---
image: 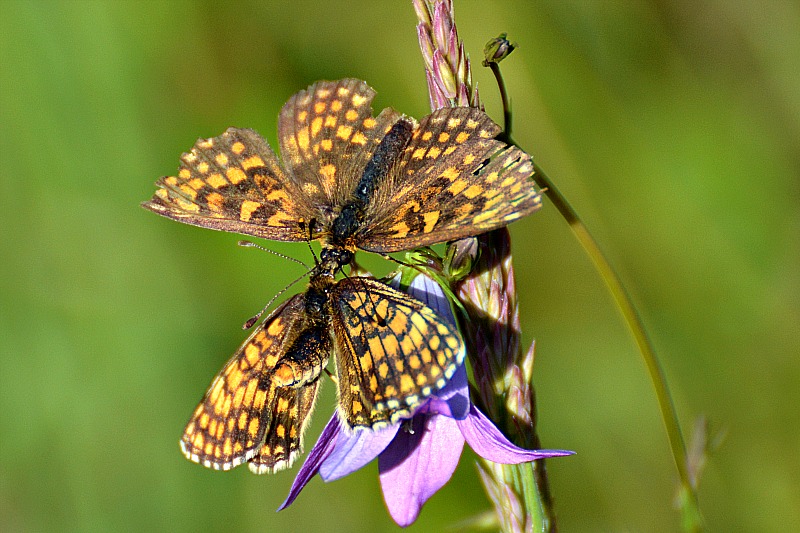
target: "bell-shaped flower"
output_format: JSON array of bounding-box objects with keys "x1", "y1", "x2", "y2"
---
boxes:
[{"x1": 279, "y1": 274, "x2": 573, "y2": 526}]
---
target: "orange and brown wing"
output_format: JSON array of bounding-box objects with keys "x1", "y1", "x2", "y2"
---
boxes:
[
  {"x1": 359, "y1": 106, "x2": 542, "y2": 251},
  {"x1": 277, "y1": 79, "x2": 404, "y2": 210},
  {"x1": 247, "y1": 380, "x2": 320, "y2": 474},
  {"x1": 328, "y1": 278, "x2": 464, "y2": 430},
  {"x1": 143, "y1": 128, "x2": 314, "y2": 241},
  {"x1": 179, "y1": 295, "x2": 308, "y2": 471}
]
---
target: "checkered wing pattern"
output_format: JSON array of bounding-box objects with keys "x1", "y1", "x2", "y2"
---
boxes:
[
  {"x1": 359, "y1": 106, "x2": 541, "y2": 251},
  {"x1": 180, "y1": 295, "x2": 311, "y2": 471},
  {"x1": 328, "y1": 278, "x2": 465, "y2": 429},
  {"x1": 277, "y1": 79, "x2": 404, "y2": 210},
  {"x1": 144, "y1": 80, "x2": 540, "y2": 253},
  {"x1": 247, "y1": 380, "x2": 319, "y2": 474},
  {"x1": 142, "y1": 128, "x2": 314, "y2": 241}
]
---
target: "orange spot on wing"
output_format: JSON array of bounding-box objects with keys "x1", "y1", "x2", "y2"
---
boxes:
[
  {"x1": 226, "y1": 168, "x2": 247, "y2": 185},
  {"x1": 336, "y1": 125, "x2": 353, "y2": 140},
  {"x1": 240, "y1": 200, "x2": 261, "y2": 222}
]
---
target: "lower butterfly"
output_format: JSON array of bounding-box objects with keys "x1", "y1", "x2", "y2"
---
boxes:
[{"x1": 180, "y1": 270, "x2": 464, "y2": 473}]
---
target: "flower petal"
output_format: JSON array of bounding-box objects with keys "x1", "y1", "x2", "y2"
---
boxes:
[
  {"x1": 398, "y1": 273, "x2": 471, "y2": 420},
  {"x1": 406, "y1": 273, "x2": 456, "y2": 326},
  {"x1": 278, "y1": 413, "x2": 341, "y2": 510},
  {"x1": 320, "y1": 422, "x2": 400, "y2": 481},
  {"x1": 457, "y1": 405, "x2": 574, "y2": 464},
  {"x1": 378, "y1": 414, "x2": 465, "y2": 527},
  {"x1": 426, "y1": 363, "x2": 470, "y2": 420}
]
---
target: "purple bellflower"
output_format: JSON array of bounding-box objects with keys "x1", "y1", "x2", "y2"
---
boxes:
[{"x1": 279, "y1": 274, "x2": 573, "y2": 527}]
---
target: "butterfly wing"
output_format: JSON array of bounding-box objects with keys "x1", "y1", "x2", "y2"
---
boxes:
[
  {"x1": 328, "y1": 278, "x2": 464, "y2": 429},
  {"x1": 179, "y1": 294, "x2": 309, "y2": 470},
  {"x1": 358, "y1": 106, "x2": 542, "y2": 251},
  {"x1": 247, "y1": 379, "x2": 320, "y2": 474},
  {"x1": 277, "y1": 79, "x2": 405, "y2": 211},
  {"x1": 143, "y1": 127, "x2": 314, "y2": 241}
]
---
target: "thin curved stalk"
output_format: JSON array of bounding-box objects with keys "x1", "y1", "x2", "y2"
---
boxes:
[{"x1": 490, "y1": 57, "x2": 702, "y2": 532}]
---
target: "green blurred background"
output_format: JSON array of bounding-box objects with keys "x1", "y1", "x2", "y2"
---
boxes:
[{"x1": 2, "y1": 1, "x2": 798, "y2": 531}]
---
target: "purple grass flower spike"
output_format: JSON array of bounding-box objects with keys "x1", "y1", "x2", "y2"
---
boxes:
[{"x1": 279, "y1": 274, "x2": 573, "y2": 527}]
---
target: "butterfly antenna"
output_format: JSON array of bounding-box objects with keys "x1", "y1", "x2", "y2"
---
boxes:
[
  {"x1": 241, "y1": 269, "x2": 313, "y2": 329},
  {"x1": 379, "y1": 252, "x2": 413, "y2": 269},
  {"x1": 238, "y1": 240, "x2": 311, "y2": 271},
  {"x1": 298, "y1": 219, "x2": 320, "y2": 267},
  {"x1": 306, "y1": 240, "x2": 318, "y2": 267},
  {"x1": 380, "y1": 251, "x2": 447, "y2": 284}
]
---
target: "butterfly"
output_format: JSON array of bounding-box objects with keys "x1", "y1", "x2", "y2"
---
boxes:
[
  {"x1": 179, "y1": 269, "x2": 464, "y2": 473},
  {"x1": 146, "y1": 78, "x2": 537, "y2": 472},
  {"x1": 142, "y1": 78, "x2": 541, "y2": 271}
]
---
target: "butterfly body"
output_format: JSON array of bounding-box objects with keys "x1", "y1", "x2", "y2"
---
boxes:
[{"x1": 270, "y1": 277, "x2": 333, "y2": 389}]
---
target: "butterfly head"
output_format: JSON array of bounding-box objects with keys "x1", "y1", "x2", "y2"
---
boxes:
[{"x1": 319, "y1": 245, "x2": 354, "y2": 273}]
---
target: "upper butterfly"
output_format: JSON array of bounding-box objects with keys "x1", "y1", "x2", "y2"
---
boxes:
[{"x1": 141, "y1": 78, "x2": 541, "y2": 266}]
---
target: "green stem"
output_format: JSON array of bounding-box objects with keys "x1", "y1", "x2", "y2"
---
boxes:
[
  {"x1": 538, "y1": 164, "x2": 691, "y2": 479},
  {"x1": 535, "y1": 166, "x2": 701, "y2": 529},
  {"x1": 492, "y1": 61, "x2": 702, "y2": 531},
  {"x1": 488, "y1": 62, "x2": 512, "y2": 144}
]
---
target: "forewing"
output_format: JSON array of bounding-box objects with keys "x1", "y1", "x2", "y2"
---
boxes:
[
  {"x1": 328, "y1": 278, "x2": 464, "y2": 429},
  {"x1": 359, "y1": 106, "x2": 542, "y2": 251},
  {"x1": 278, "y1": 79, "x2": 404, "y2": 210},
  {"x1": 143, "y1": 128, "x2": 313, "y2": 241},
  {"x1": 247, "y1": 379, "x2": 320, "y2": 474},
  {"x1": 179, "y1": 294, "x2": 306, "y2": 471}
]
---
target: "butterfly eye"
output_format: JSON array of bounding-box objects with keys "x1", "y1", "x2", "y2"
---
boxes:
[{"x1": 320, "y1": 246, "x2": 353, "y2": 271}]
